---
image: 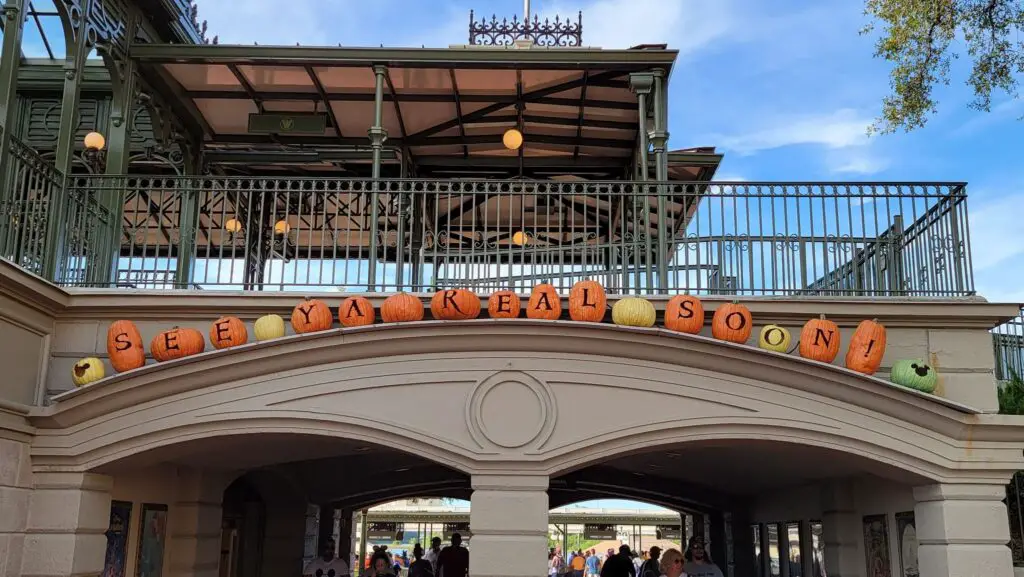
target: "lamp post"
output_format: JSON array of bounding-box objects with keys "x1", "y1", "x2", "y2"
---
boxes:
[{"x1": 83, "y1": 131, "x2": 106, "y2": 172}]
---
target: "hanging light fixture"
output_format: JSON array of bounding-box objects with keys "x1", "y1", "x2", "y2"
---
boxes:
[
  {"x1": 224, "y1": 218, "x2": 243, "y2": 233},
  {"x1": 83, "y1": 131, "x2": 106, "y2": 151},
  {"x1": 503, "y1": 128, "x2": 523, "y2": 150},
  {"x1": 512, "y1": 231, "x2": 529, "y2": 246},
  {"x1": 274, "y1": 220, "x2": 291, "y2": 235}
]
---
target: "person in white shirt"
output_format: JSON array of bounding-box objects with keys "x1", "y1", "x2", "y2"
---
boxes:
[
  {"x1": 304, "y1": 540, "x2": 351, "y2": 577},
  {"x1": 423, "y1": 537, "x2": 442, "y2": 575}
]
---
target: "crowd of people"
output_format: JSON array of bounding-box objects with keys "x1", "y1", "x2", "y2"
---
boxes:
[
  {"x1": 304, "y1": 533, "x2": 723, "y2": 577},
  {"x1": 548, "y1": 537, "x2": 724, "y2": 577}
]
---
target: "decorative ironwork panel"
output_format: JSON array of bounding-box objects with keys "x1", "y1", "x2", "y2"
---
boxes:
[
  {"x1": 0, "y1": 131, "x2": 66, "y2": 275},
  {"x1": 469, "y1": 11, "x2": 583, "y2": 47}
]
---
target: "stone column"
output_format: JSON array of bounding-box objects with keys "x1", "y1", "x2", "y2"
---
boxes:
[
  {"x1": 469, "y1": 475, "x2": 548, "y2": 577},
  {"x1": 167, "y1": 468, "x2": 231, "y2": 577},
  {"x1": 20, "y1": 472, "x2": 113, "y2": 577},
  {"x1": 0, "y1": 434, "x2": 32, "y2": 577},
  {"x1": 914, "y1": 483, "x2": 1014, "y2": 577},
  {"x1": 819, "y1": 481, "x2": 861, "y2": 577}
]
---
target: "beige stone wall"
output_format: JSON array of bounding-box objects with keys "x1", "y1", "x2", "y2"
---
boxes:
[
  {"x1": 0, "y1": 277, "x2": 59, "y2": 406},
  {"x1": 0, "y1": 404, "x2": 33, "y2": 577},
  {"x1": 107, "y1": 465, "x2": 182, "y2": 577}
]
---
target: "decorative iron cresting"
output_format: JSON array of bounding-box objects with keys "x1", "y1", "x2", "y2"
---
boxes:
[
  {"x1": 468, "y1": 10, "x2": 582, "y2": 47},
  {"x1": 184, "y1": 0, "x2": 218, "y2": 44}
]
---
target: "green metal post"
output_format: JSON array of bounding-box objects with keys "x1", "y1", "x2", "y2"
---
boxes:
[
  {"x1": 651, "y1": 70, "x2": 670, "y2": 291},
  {"x1": 0, "y1": 0, "x2": 30, "y2": 257},
  {"x1": 629, "y1": 73, "x2": 653, "y2": 292},
  {"x1": 366, "y1": 65, "x2": 388, "y2": 291},
  {"x1": 174, "y1": 145, "x2": 202, "y2": 288},
  {"x1": 43, "y1": 0, "x2": 92, "y2": 281}
]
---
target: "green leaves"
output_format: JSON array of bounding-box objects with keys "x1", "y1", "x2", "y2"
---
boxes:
[
  {"x1": 863, "y1": 0, "x2": 1024, "y2": 133},
  {"x1": 998, "y1": 369, "x2": 1024, "y2": 414}
]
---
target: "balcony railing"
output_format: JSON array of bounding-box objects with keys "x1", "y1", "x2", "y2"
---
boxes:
[
  {"x1": 0, "y1": 131, "x2": 65, "y2": 276},
  {"x1": 41, "y1": 176, "x2": 973, "y2": 296},
  {"x1": 995, "y1": 307, "x2": 1024, "y2": 381}
]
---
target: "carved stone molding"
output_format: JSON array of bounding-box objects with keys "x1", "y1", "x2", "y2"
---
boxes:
[{"x1": 466, "y1": 370, "x2": 556, "y2": 451}]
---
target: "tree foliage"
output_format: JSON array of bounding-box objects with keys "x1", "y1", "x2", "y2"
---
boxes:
[
  {"x1": 863, "y1": 0, "x2": 1024, "y2": 133},
  {"x1": 998, "y1": 370, "x2": 1024, "y2": 414}
]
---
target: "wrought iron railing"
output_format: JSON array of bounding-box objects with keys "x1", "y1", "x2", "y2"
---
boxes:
[
  {"x1": 0, "y1": 130, "x2": 65, "y2": 276},
  {"x1": 995, "y1": 308, "x2": 1024, "y2": 382},
  {"x1": 49, "y1": 177, "x2": 973, "y2": 296}
]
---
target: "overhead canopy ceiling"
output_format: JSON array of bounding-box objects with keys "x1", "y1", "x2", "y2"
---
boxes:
[{"x1": 130, "y1": 43, "x2": 721, "y2": 179}]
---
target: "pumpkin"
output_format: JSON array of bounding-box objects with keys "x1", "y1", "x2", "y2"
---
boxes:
[
  {"x1": 291, "y1": 297, "x2": 333, "y2": 334},
  {"x1": 526, "y1": 284, "x2": 561, "y2": 320},
  {"x1": 150, "y1": 327, "x2": 206, "y2": 362},
  {"x1": 664, "y1": 295, "x2": 704, "y2": 334},
  {"x1": 845, "y1": 318, "x2": 887, "y2": 375},
  {"x1": 799, "y1": 314, "x2": 840, "y2": 363},
  {"x1": 71, "y1": 357, "x2": 105, "y2": 387},
  {"x1": 339, "y1": 296, "x2": 375, "y2": 327},
  {"x1": 106, "y1": 319, "x2": 145, "y2": 373},
  {"x1": 254, "y1": 314, "x2": 286, "y2": 341},
  {"x1": 568, "y1": 280, "x2": 606, "y2": 322},
  {"x1": 758, "y1": 325, "x2": 792, "y2": 353},
  {"x1": 381, "y1": 292, "x2": 424, "y2": 322},
  {"x1": 890, "y1": 359, "x2": 938, "y2": 393},
  {"x1": 611, "y1": 297, "x2": 656, "y2": 328},
  {"x1": 488, "y1": 291, "x2": 521, "y2": 319},
  {"x1": 711, "y1": 301, "x2": 752, "y2": 344},
  {"x1": 209, "y1": 316, "x2": 248, "y2": 350},
  {"x1": 430, "y1": 289, "x2": 481, "y2": 320}
]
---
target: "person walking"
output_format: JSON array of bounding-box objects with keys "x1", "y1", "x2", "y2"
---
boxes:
[
  {"x1": 682, "y1": 537, "x2": 722, "y2": 577},
  {"x1": 638, "y1": 547, "x2": 661, "y2": 577},
  {"x1": 409, "y1": 544, "x2": 434, "y2": 577},
  {"x1": 435, "y1": 533, "x2": 469, "y2": 577},
  {"x1": 600, "y1": 545, "x2": 636, "y2": 577},
  {"x1": 586, "y1": 549, "x2": 600, "y2": 577},
  {"x1": 657, "y1": 549, "x2": 687, "y2": 577}
]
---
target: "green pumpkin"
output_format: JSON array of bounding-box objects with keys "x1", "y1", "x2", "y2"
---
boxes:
[{"x1": 890, "y1": 359, "x2": 938, "y2": 393}]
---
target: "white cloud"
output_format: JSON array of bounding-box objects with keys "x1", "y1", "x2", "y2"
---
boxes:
[
  {"x1": 710, "y1": 108, "x2": 873, "y2": 155},
  {"x1": 826, "y1": 149, "x2": 889, "y2": 176},
  {"x1": 968, "y1": 192, "x2": 1024, "y2": 272}
]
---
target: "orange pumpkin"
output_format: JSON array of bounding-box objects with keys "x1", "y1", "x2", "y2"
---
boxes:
[
  {"x1": 338, "y1": 296, "x2": 375, "y2": 327},
  {"x1": 526, "y1": 284, "x2": 561, "y2": 320},
  {"x1": 488, "y1": 291, "x2": 521, "y2": 319},
  {"x1": 568, "y1": 280, "x2": 606, "y2": 322},
  {"x1": 711, "y1": 301, "x2": 752, "y2": 344},
  {"x1": 106, "y1": 320, "x2": 146, "y2": 373},
  {"x1": 209, "y1": 316, "x2": 248, "y2": 350},
  {"x1": 430, "y1": 289, "x2": 481, "y2": 320},
  {"x1": 381, "y1": 292, "x2": 424, "y2": 322},
  {"x1": 291, "y1": 298, "x2": 333, "y2": 334},
  {"x1": 664, "y1": 295, "x2": 705, "y2": 334},
  {"x1": 150, "y1": 327, "x2": 206, "y2": 362},
  {"x1": 845, "y1": 318, "x2": 887, "y2": 375},
  {"x1": 800, "y1": 314, "x2": 841, "y2": 363}
]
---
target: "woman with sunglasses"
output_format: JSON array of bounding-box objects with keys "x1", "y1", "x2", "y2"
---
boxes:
[{"x1": 657, "y1": 548, "x2": 687, "y2": 577}]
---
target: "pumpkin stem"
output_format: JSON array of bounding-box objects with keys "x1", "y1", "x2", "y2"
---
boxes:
[
  {"x1": 871, "y1": 318, "x2": 879, "y2": 323},
  {"x1": 819, "y1": 314, "x2": 826, "y2": 320},
  {"x1": 731, "y1": 299, "x2": 740, "y2": 304}
]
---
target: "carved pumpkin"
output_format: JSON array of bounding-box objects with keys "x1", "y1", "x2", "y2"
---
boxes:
[
  {"x1": 254, "y1": 314, "x2": 286, "y2": 342},
  {"x1": 568, "y1": 280, "x2": 606, "y2": 322},
  {"x1": 799, "y1": 314, "x2": 840, "y2": 363},
  {"x1": 150, "y1": 327, "x2": 206, "y2": 362},
  {"x1": 611, "y1": 297, "x2": 656, "y2": 328},
  {"x1": 338, "y1": 296, "x2": 375, "y2": 327},
  {"x1": 845, "y1": 318, "x2": 887, "y2": 375},
  {"x1": 711, "y1": 301, "x2": 752, "y2": 344},
  {"x1": 71, "y1": 357, "x2": 105, "y2": 387},
  {"x1": 106, "y1": 319, "x2": 146, "y2": 373},
  {"x1": 487, "y1": 291, "x2": 521, "y2": 319},
  {"x1": 758, "y1": 325, "x2": 792, "y2": 353},
  {"x1": 890, "y1": 359, "x2": 937, "y2": 393},
  {"x1": 430, "y1": 289, "x2": 481, "y2": 320},
  {"x1": 209, "y1": 316, "x2": 248, "y2": 350},
  {"x1": 381, "y1": 292, "x2": 424, "y2": 323},
  {"x1": 664, "y1": 295, "x2": 704, "y2": 334},
  {"x1": 526, "y1": 284, "x2": 561, "y2": 320},
  {"x1": 291, "y1": 298, "x2": 333, "y2": 334}
]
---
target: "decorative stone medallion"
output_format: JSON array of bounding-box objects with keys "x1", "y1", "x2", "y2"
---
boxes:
[{"x1": 466, "y1": 370, "x2": 556, "y2": 451}]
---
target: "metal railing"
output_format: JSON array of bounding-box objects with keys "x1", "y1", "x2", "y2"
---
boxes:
[
  {"x1": 47, "y1": 177, "x2": 973, "y2": 296},
  {"x1": 995, "y1": 308, "x2": 1024, "y2": 382},
  {"x1": 0, "y1": 130, "x2": 65, "y2": 276}
]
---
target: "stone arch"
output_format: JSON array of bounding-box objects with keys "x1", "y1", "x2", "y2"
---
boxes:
[{"x1": 27, "y1": 321, "x2": 1001, "y2": 486}]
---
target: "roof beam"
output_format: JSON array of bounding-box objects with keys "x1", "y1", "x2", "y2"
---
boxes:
[
  {"x1": 574, "y1": 70, "x2": 589, "y2": 160},
  {"x1": 304, "y1": 65, "x2": 344, "y2": 139},
  {"x1": 469, "y1": 113, "x2": 635, "y2": 131},
  {"x1": 182, "y1": 90, "x2": 635, "y2": 109},
  {"x1": 227, "y1": 64, "x2": 264, "y2": 112},
  {"x1": 383, "y1": 68, "x2": 408, "y2": 141},
  {"x1": 449, "y1": 69, "x2": 469, "y2": 158},
  {"x1": 418, "y1": 133, "x2": 634, "y2": 149}
]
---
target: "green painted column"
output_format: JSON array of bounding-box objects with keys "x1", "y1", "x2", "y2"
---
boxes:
[
  {"x1": 174, "y1": 144, "x2": 202, "y2": 288},
  {"x1": 366, "y1": 65, "x2": 388, "y2": 291},
  {"x1": 651, "y1": 70, "x2": 670, "y2": 291},
  {"x1": 43, "y1": 0, "x2": 93, "y2": 281},
  {"x1": 0, "y1": 0, "x2": 30, "y2": 258},
  {"x1": 629, "y1": 72, "x2": 654, "y2": 292}
]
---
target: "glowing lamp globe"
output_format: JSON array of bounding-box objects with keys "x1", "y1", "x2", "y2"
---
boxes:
[
  {"x1": 84, "y1": 131, "x2": 106, "y2": 151},
  {"x1": 502, "y1": 128, "x2": 523, "y2": 150},
  {"x1": 512, "y1": 231, "x2": 529, "y2": 246},
  {"x1": 273, "y1": 220, "x2": 291, "y2": 235},
  {"x1": 224, "y1": 218, "x2": 243, "y2": 233}
]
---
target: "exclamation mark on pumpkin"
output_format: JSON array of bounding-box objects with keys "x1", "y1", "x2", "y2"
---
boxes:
[{"x1": 864, "y1": 340, "x2": 874, "y2": 357}]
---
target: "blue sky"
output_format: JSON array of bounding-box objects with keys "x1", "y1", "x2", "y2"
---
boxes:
[{"x1": 20, "y1": 0, "x2": 1024, "y2": 302}]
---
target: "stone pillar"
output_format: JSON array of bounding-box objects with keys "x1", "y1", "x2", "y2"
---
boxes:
[
  {"x1": 167, "y1": 468, "x2": 230, "y2": 577},
  {"x1": 820, "y1": 480, "x2": 861, "y2": 577},
  {"x1": 927, "y1": 328, "x2": 1000, "y2": 412},
  {"x1": 20, "y1": 472, "x2": 113, "y2": 577},
  {"x1": 914, "y1": 483, "x2": 1013, "y2": 577},
  {"x1": 469, "y1": 475, "x2": 548, "y2": 577},
  {"x1": 0, "y1": 435, "x2": 32, "y2": 577}
]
